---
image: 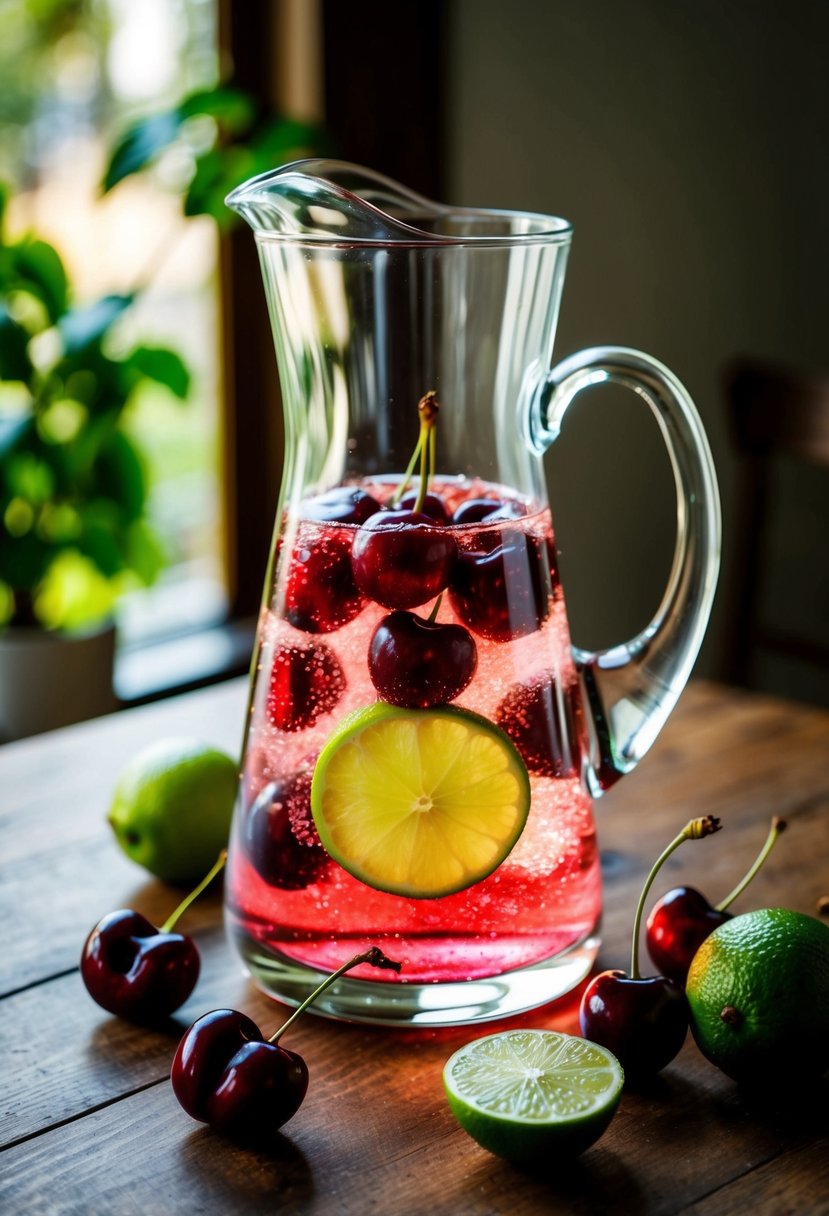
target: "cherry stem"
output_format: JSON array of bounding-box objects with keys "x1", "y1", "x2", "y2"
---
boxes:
[
  {"x1": 391, "y1": 390, "x2": 440, "y2": 509},
  {"x1": 412, "y1": 391, "x2": 439, "y2": 515},
  {"x1": 160, "y1": 850, "x2": 227, "y2": 933},
  {"x1": 427, "y1": 593, "x2": 443, "y2": 624},
  {"x1": 715, "y1": 816, "x2": 786, "y2": 912},
  {"x1": 269, "y1": 948, "x2": 402, "y2": 1044},
  {"x1": 391, "y1": 435, "x2": 424, "y2": 506},
  {"x1": 413, "y1": 419, "x2": 430, "y2": 514},
  {"x1": 631, "y1": 816, "x2": 721, "y2": 979}
]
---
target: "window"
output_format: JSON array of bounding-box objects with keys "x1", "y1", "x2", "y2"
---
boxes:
[{"x1": 1, "y1": 0, "x2": 228, "y2": 667}]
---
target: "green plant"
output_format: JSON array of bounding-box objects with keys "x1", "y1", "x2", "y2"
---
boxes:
[
  {"x1": 0, "y1": 78, "x2": 324, "y2": 632},
  {"x1": 102, "y1": 85, "x2": 325, "y2": 226},
  {"x1": 0, "y1": 184, "x2": 189, "y2": 630}
]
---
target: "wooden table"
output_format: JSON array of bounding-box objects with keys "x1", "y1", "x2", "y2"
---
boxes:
[{"x1": 2, "y1": 679, "x2": 828, "y2": 1215}]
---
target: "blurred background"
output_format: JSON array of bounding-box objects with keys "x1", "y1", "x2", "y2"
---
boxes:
[{"x1": 1, "y1": 0, "x2": 827, "y2": 739}]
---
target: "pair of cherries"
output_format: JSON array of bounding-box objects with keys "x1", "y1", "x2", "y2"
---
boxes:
[
  {"x1": 579, "y1": 816, "x2": 786, "y2": 1076},
  {"x1": 81, "y1": 853, "x2": 402, "y2": 1140}
]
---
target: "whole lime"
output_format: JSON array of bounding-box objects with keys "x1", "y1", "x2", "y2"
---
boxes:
[
  {"x1": 686, "y1": 908, "x2": 829, "y2": 1083},
  {"x1": 108, "y1": 738, "x2": 238, "y2": 884}
]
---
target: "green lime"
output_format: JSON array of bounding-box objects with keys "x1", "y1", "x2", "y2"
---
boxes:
[
  {"x1": 108, "y1": 738, "x2": 238, "y2": 884},
  {"x1": 686, "y1": 908, "x2": 829, "y2": 1083},
  {"x1": 443, "y1": 1029, "x2": 624, "y2": 1164},
  {"x1": 311, "y1": 702, "x2": 530, "y2": 899}
]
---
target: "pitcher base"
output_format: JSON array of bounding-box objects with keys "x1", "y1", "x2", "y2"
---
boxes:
[{"x1": 232, "y1": 929, "x2": 601, "y2": 1027}]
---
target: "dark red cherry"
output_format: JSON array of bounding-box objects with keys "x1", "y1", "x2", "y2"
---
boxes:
[
  {"x1": 646, "y1": 887, "x2": 732, "y2": 984},
  {"x1": 579, "y1": 970, "x2": 689, "y2": 1076},
  {"x1": 451, "y1": 498, "x2": 527, "y2": 526},
  {"x1": 266, "y1": 641, "x2": 345, "y2": 732},
  {"x1": 172, "y1": 948, "x2": 401, "y2": 1141},
  {"x1": 351, "y1": 511, "x2": 458, "y2": 609},
  {"x1": 172, "y1": 1008, "x2": 308, "y2": 1139},
  {"x1": 243, "y1": 773, "x2": 328, "y2": 889},
  {"x1": 451, "y1": 498, "x2": 507, "y2": 526},
  {"x1": 448, "y1": 532, "x2": 551, "y2": 642},
  {"x1": 284, "y1": 531, "x2": 364, "y2": 633},
  {"x1": 392, "y1": 489, "x2": 451, "y2": 524},
  {"x1": 495, "y1": 674, "x2": 580, "y2": 778},
  {"x1": 81, "y1": 909, "x2": 199, "y2": 1020},
  {"x1": 302, "y1": 486, "x2": 381, "y2": 524},
  {"x1": 368, "y1": 610, "x2": 477, "y2": 707},
  {"x1": 646, "y1": 818, "x2": 787, "y2": 983}
]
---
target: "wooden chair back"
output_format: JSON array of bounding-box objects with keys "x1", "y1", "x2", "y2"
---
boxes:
[{"x1": 723, "y1": 356, "x2": 829, "y2": 692}]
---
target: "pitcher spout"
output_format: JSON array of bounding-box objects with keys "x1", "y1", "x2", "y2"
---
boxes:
[{"x1": 224, "y1": 158, "x2": 448, "y2": 242}]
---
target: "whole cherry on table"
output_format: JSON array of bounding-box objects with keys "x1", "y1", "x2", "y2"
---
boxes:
[
  {"x1": 80, "y1": 851, "x2": 226, "y2": 1021},
  {"x1": 171, "y1": 947, "x2": 402, "y2": 1141}
]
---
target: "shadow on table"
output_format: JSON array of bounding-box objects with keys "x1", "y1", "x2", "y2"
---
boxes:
[
  {"x1": 468, "y1": 1147, "x2": 646, "y2": 1215},
  {"x1": 176, "y1": 1125, "x2": 314, "y2": 1210}
]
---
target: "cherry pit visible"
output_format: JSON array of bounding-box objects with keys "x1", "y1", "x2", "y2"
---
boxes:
[{"x1": 223, "y1": 161, "x2": 721, "y2": 1026}]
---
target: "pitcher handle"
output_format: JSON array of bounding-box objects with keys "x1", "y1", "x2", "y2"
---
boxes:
[{"x1": 527, "y1": 346, "x2": 721, "y2": 796}]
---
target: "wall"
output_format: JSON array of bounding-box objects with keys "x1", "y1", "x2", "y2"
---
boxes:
[{"x1": 444, "y1": 1, "x2": 829, "y2": 700}]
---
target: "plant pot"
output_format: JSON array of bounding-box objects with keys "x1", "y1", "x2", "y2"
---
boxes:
[{"x1": 0, "y1": 621, "x2": 119, "y2": 743}]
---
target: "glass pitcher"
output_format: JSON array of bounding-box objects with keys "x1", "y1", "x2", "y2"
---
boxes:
[{"x1": 224, "y1": 160, "x2": 720, "y2": 1027}]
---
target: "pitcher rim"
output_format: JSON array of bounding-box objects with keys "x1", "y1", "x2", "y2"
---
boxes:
[{"x1": 225, "y1": 162, "x2": 574, "y2": 248}]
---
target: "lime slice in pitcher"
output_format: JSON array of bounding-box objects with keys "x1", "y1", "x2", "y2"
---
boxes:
[{"x1": 311, "y1": 703, "x2": 530, "y2": 899}]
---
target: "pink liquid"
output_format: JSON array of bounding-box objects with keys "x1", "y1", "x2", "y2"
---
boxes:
[{"x1": 226, "y1": 478, "x2": 602, "y2": 985}]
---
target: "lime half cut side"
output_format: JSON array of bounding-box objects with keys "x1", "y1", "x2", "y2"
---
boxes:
[
  {"x1": 310, "y1": 702, "x2": 530, "y2": 899},
  {"x1": 444, "y1": 1029, "x2": 624, "y2": 1164}
]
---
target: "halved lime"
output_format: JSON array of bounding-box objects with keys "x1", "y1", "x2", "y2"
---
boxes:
[
  {"x1": 311, "y1": 703, "x2": 530, "y2": 899},
  {"x1": 443, "y1": 1029, "x2": 624, "y2": 1163}
]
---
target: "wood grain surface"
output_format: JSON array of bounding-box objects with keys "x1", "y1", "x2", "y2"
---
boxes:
[{"x1": 1, "y1": 679, "x2": 828, "y2": 1216}]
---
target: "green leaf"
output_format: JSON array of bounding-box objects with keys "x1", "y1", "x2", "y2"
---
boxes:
[
  {"x1": 4, "y1": 452, "x2": 55, "y2": 503},
  {"x1": 126, "y1": 345, "x2": 190, "y2": 399},
  {"x1": 102, "y1": 111, "x2": 183, "y2": 192},
  {"x1": 253, "y1": 116, "x2": 326, "y2": 162},
  {"x1": 12, "y1": 239, "x2": 68, "y2": 322},
  {"x1": 183, "y1": 146, "x2": 251, "y2": 223},
  {"x1": 44, "y1": 409, "x2": 117, "y2": 491},
  {"x1": 0, "y1": 526, "x2": 53, "y2": 590},
  {"x1": 33, "y1": 549, "x2": 118, "y2": 630},
  {"x1": 179, "y1": 86, "x2": 255, "y2": 134},
  {"x1": 0, "y1": 304, "x2": 32, "y2": 380},
  {"x1": 58, "y1": 294, "x2": 133, "y2": 355},
  {"x1": 78, "y1": 515, "x2": 125, "y2": 578},
  {"x1": 124, "y1": 517, "x2": 165, "y2": 585},
  {"x1": 93, "y1": 430, "x2": 146, "y2": 522}
]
